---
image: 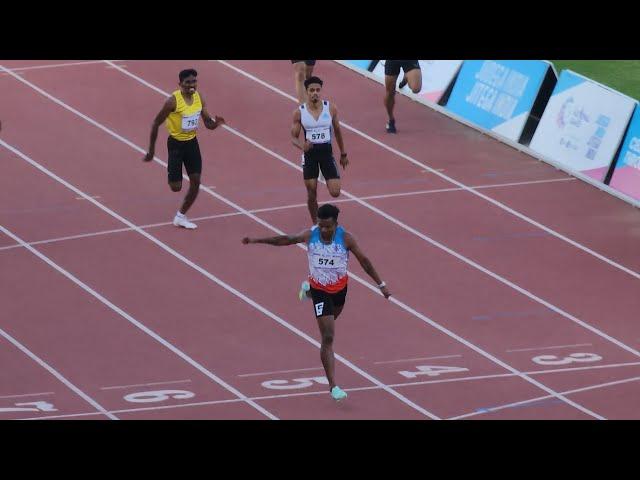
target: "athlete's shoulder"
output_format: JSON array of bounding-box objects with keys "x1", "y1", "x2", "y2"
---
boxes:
[
  {"x1": 341, "y1": 228, "x2": 356, "y2": 245},
  {"x1": 164, "y1": 94, "x2": 178, "y2": 110}
]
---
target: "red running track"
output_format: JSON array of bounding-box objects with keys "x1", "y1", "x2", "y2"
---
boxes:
[{"x1": 1, "y1": 59, "x2": 639, "y2": 419}]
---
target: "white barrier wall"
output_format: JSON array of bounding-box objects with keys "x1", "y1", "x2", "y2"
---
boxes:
[{"x1": 529, "y1": 70, "x2": 636, "y2": 182}]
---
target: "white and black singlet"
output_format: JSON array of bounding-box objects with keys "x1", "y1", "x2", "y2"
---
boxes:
[{"x1": 300, "y1": 100, "x2": 340, "y2": 180}]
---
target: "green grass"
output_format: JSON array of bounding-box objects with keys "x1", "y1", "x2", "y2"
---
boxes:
[{"x1": 550, "y1": 60, "x2": 640, "y2": 101}]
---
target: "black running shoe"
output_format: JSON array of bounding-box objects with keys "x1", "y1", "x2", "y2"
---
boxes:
[
  {"x1": 398, "y1": 76, "x2": 408, "y2": 89},
  {"x1": 386, "y1": 119, "x2": 397, "y2": 134}
]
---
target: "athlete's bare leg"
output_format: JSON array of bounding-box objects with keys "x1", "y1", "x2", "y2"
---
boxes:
[
  {"x1": 326, "y1": 178, "x2": 341, "y2": 198},
  {"x1": 404, "y1": 68, "x2": 422, "y2": 93},
  {"x1": 316, "y1": 314, "x2": 337, "y2": 390},
  {"x1": 384, "y1": 74, "x2": 398, "y2": 131},
  {"x1": 304, "y1": 178, "x2": 319, "y2": 224},
  {"x1": 179, "y1": 173, "x2": 200, "y2": 214},
  {"x1": 294, "y1": 62, "x2": 308, "y2": 104}
]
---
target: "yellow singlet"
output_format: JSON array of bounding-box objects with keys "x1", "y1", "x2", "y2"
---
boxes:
[{"x1": 165, "y1": 90, "x2": 202, "y2": 141}]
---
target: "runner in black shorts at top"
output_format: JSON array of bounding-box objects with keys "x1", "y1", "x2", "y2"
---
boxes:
[
  {"x1": 291, "y1": 60, "x2": 316, "y2": 104},
  {"x1": 291, "y1": 76, "x2": 349, "y2": 224},
  {"x1": 384, "y1": 60, "x2": 422, "y2": 133}
]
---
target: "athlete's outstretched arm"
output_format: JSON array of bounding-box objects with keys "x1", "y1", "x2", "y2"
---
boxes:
[
  {"x1": 344, "y1": 232, "x2": 391, "y2": 298},
  {"x1": 242, "y1": 229, "x2": 311, "y2": 246},
  {"x1": 200, "y1": 94, "x2": 225, "y2": 130},
  {"x1": 291, "y1": 109, "x2": 312, "y2": 152},
  {"x1": 330, "y1": 104, "x2": 348, "y2": 169},
  {"x1": 143, "y1": 96, "x2": 176, "y2": 162}
]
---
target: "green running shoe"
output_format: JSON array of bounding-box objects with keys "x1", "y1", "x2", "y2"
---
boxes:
[
  {"x1": 330, "y1": 386, "x2": 347, "y2": 401},
  {"x1": 298, "y1": 280, "x2": 310, "y2": 301}
]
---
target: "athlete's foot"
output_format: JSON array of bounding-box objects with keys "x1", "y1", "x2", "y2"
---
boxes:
[
  {"x1": 398, "y1": 76, "x2": 408, "y2": 89},
  {"x1": 173, "y1": 212, "x2": 197, "y2": 229},
  {"x1": 298, "y1": 280, "x2": 311, "y2": 301},
  {"x1": 386, "y1": 119, "x2": 397, "y2": 134},
  {"x1": 330, "y1": 386, "x2": 347, "y2": 401}
]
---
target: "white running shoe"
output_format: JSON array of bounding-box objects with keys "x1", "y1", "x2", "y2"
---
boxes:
[{"x1": 173, "y1": 213, "x2": 197, "y2": 229}]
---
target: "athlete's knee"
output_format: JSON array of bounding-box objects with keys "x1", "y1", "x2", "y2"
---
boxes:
[
  {"x1": 169, "y1": 182, "x2": 182, "y2": 192},
  {"x1": 321, "y1": 332, "x2": 334, "y2": 345},
  {"x1": 329, "y1": 187, "x2": 341, "y2": 198}
]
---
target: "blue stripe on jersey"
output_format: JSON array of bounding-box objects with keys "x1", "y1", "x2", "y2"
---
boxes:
[{"x1": 309, "y1": 225, "x2": 345, "y2": 247}]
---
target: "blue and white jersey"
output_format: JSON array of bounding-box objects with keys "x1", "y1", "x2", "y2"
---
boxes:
[{"x1": 307, "y1": 225, "x2": 349, "y2": 293}]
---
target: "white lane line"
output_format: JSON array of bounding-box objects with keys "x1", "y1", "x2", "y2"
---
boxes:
[
  {"x1": 2, "y1": 60, "x2": 124, "y2": 73},
  {"x1": 0, "y1": 177, "x2": 577, "y2": 253},
  {"x1": 26, "y1": 60, "x2": 598, "y2": 420},
  {"x1": 506, "y1": 343, "x2": 593, "y2": 353},
  {"x1": 217, "y1": 59, "x2": 640, "y2": 282},
  {"x1": 20, "y1": 361, "x2": 640, "y2": 420},
  {"x1": 237, "y1": 367, "x2": 324, "y2": 378},
  {"x1": 0, "y1": 136, "x2": 435, "y2": 420},
  {"x1": 374, "y1": 355, "x2": 463, "y2": 365},
  {"x1": 0, "y1": 324, "x2": 117, "y2": 419},
  {"x1": 451, "y1": 375, "x2": 640, "y2": 420},
  {"x1": 0, "y1": 216, "x2": 277, "y2": 420},
  {"x1": 0, "y1": 392, "x2": 54, "y2": 400},
  {"x1": 100, "y1": 379, "x2": 192, "y2": 390}
]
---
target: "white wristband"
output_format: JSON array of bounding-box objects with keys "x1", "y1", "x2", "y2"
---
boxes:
[{"x1": 378, "y1": 281, "x2": 386, "y2": 288}]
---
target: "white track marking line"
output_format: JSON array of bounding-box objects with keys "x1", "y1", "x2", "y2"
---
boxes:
[
  {"x1": 3, "y1": 60, "x2": 124, "y2": 73},
  {"x1": 237, "y1": 367, "x2": 324, "y2": 378},
  {"x1": 15, "y1": 60, "x2": 598, "y2": 420},
  {"x1": 216, "y1": 60, "x2": 640, "y2": 282},
  {"x1": 101, "y1": 62, "x2": 640, "y2": 369},
  {"x1": 0, "y1": 136, "x2": 436, "y2": 420},
  {"x1": 374, "y1": 354, "x2": 463, "y2": 364},
  {"x1": 20, "y1": 361, "x2": 640, "y2": 420},
  {"x1": 100, "y1": 379, "x2": 192, "y2": 390},
  {"x1": 0, "y1": 325, "x2": 116, "y2": 419},
  {"x1": 506, "y1": 343, "x2": 593, "y2": 353},
  {"x1": 0, "y1": 177, "x2": 576, "y2": 254},
  {"x1": 451, "y1": 375, "x2": 640, "y2": 420},
  {"x1": 0, "y1": 220, "x2": 277, "y2": 420},
  {"x1": 0, "y1": 392, "x2": 54, "y2": 400}
]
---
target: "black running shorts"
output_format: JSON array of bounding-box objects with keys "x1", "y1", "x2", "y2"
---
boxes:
[
  {"x1": 384, "y1": 60, "x2": 421, "y2": 77},
  {"x1": 302, "y1": 143, "x2": 340, "y2": 181},
  {"x1": 167, "y1": 136, "x2": 202, "y2": 183},
  {"x1": 291, "y1": 60, "x2": 317, "y2": 66},
  {"x1": 310, "y1": 285, "x2": 348, "y2": 318}
]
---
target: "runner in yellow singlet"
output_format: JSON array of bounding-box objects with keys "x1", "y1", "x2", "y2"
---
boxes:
[{"x1": 143, "y1": 69, "x2": 225, "y2": 229}]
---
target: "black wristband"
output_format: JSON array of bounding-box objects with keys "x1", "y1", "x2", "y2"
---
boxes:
[{"x1": 340, "y1": 153, "x2": 347, "y2": 157}]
